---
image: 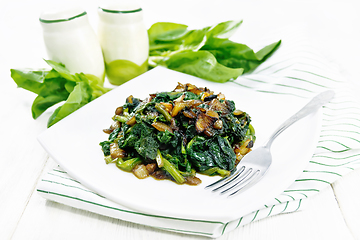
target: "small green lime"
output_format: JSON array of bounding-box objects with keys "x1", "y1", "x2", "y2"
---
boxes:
[{"x1": 105, "y1": 59, "x2": 148, "y2": 86}]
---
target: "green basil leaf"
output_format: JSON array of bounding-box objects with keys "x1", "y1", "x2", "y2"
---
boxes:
[{"x1": 164, "y1": 50, "x2": 243, "y2": 82}]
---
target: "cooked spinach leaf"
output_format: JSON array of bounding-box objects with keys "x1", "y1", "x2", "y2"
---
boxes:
[
  {"x1": 135, "y1": 133, "x2": 159, "y2": 160},
  {"x1": 109, "y1": 127, "x2": 121, "y2": 142},
  {"x1": 152, "y1": 91, "x2": 200, "y2": 103},
  {"x1": 100, "y1": 83, "x2": 255, "y2": 185},
  {"x1": 99, "y1": 141, "x2": 111, "y2": 156},
  {"x1": 186, "y1": 136, "x2": 235, "y2": 172}
]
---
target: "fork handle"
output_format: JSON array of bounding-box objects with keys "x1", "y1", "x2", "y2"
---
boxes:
[{"x1": 265, "y1": 90, "x2": 335, "y2": 148}]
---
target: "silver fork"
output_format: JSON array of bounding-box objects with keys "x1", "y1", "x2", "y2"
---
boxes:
[{"x1": 205, "y1": 90, "x2": 335, "y2": 197}]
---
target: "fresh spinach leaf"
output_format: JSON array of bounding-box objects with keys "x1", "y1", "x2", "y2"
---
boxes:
[
  {"x1": 181, "y1": 27, "x2": 210, "y2": 51},
  {"x1": 206, "y1": 20, "x2": 243, "y2": 39},
  {"x1": 148, "y1": 22, "x2": 188, "y2": 45},
  {"x1": 11, "y1": 60, "x2": 111, "y2": 128},
  {"x1": 31, "y1": 94, "x2": 68, "y2": 119},
  {"x1": 44, "y1": 60, "x2": 75, "y2": 82},
  {"x1": 148, "y1": 20, "x2": 281, "y2": 82},
  {"x1": 10, "y1": 69, "x2": 48, "y2": 95},
  {"x1": 201, "y1": 38, "x2": 281, "y2": 73},
  {"x1": 47, "y1": 80, "x2": 93, "y2": 127},
  {"x1": 164, "y1": 50, "x2": 244, "y2": 82}
]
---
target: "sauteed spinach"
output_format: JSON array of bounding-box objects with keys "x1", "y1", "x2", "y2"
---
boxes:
[{"x1": 100, "y1": 83, "x2": 255, "y2": 185}]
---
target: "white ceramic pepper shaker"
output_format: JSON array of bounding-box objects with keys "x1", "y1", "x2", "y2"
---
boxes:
[
  {"x1": 98, "y1": 1, "x2": 149, "y2": 85},
  {"x1": 40, "y1": 7, "x2": 105, "y2": 83}
]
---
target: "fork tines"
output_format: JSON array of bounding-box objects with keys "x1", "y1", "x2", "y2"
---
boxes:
[{"x1": 205, "y1": 166, "x2": 260, "y2": 197}]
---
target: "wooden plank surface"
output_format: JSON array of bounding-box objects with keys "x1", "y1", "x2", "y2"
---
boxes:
[{"x1": 1, "y1": 0, "x2": 360, "y2": 239}]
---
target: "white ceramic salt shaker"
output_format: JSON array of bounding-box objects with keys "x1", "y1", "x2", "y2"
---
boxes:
[
  {"x1": 40, "y1": 7, "x2": 105, "y2": 83},
  {"x1": 98, "y1": 1, "x2": 149, "y2": 85}
]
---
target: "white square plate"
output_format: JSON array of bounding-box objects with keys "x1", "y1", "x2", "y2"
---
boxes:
[{"x1": 38, "y1": 66, "x2": 321, "y2": 222}]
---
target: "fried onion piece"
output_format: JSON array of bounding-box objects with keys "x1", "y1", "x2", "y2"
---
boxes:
[
  {"x1": 174, "y1": 93, "x2": 185, "y2": 103},
  {"x1": 185, "y1": 99, "x2": 202, "y2": 108},
  {"x1": 201, "y1": 92, "x2": 211, "y2": 101},
  {"x1": 234, "y1": 139, "x2": 253, "y2": 164},
  {"x1": 185, "y1": 175, "x2": 202, "y2": 185},
  {"x1": 206, "y1": 110, "x2": 219, "y2": 119},
  {"x1": 217, "y1": 92, "x2": 226, "y2": 100},
  {"x1": 160, "y1": 102, "x2": 173, "y2": 113},
  {"x1": 173, "y1": 82, "x2": 213, "y2": 96},
  {"x1": 171, "y1": 102, "x2": 187, "y2": 117},
  {"x1": 203, "y1": 127, "x2": 216, "y2": 137},
  {"x1": 213, "y1": 119, "x2": 223, "y2": 129},
  {"x1": 173, "y1": 82, "x2": 186, "y2": 92},
  {"x1": 183, "y1": 109, "x2": 197, "y2": 119},
  {"x1": 110, "y1": 143, "x2": 127, "y2": 159},
  {"x1": 209, "y1": 99, "x2": 231, "y2": 115},
  {"x1": 126, "y1": 95, "x2": 133, "y2": 103},
  {"x1": 170, "y1": 118, "x2": 179, "y2": 131},
  {"x1": 151, "y1": 121, "x2": 173, "y2": 133},
  {"x1": 185, "y1": 83, "x2": 203, "y2": 95},
  {"x1": 132, "y1": 164, "x2": 149, "y2": 179},
  {"x1": 115, "y1": 106, "x2": 123, "y2": 115},
  {"x1": 233, "y1": 109, "x2": 244, "y2": 115},
  {"x1": 195, "y1": 112, "x2": 216, "y2": 133},
  {"x1": 126, "y1": 115, "x2": 136, "y2": 126},
  {"x1": 103, "y1": 120, "x2": 121, "y2": 134}
]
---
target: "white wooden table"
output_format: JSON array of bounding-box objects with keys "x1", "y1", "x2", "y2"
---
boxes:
[{"x1": 1, "y1": 0, "x2": 360, "y2": 239}]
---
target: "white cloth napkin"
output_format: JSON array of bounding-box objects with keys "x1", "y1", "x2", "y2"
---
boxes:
[{"x1": 37, "y1": 25, "x2": 360, "y2": 238}]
